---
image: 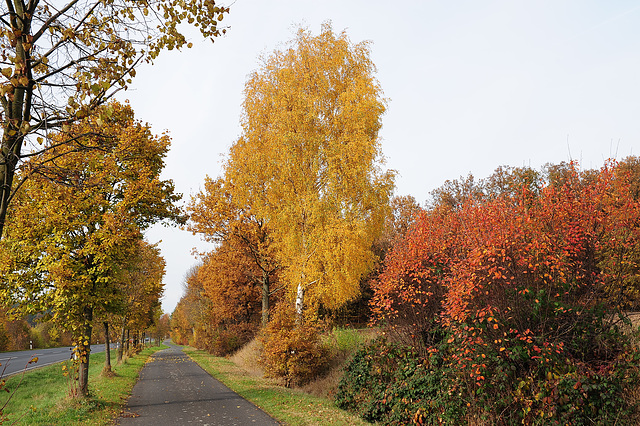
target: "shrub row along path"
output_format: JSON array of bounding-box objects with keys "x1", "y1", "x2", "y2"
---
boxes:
[{"x1": 117, "y1": 342, "x2": 280, "y2": 425}]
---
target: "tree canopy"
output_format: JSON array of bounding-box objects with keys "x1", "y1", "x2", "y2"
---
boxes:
[
  {"x1": 226, "y1": 23, "x2": 395, "y2": 317},
  {"x1": 0, "y1": 0, "x2": 229, "y2": 237}
]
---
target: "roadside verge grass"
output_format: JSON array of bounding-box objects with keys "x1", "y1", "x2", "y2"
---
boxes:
[
  {"x1": 183, "y1": 345, "x2": 370, "y2": 426},
  {"x1": 2, "y1": 344, "x2": 167, "y2": 425}
]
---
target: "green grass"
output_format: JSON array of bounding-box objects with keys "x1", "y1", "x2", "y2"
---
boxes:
[
  {"x1": 1, "y1": 344, "x2": 167, "y2": 425},
  {"x1": 323, "y1": 327, "x2": 373, "y2": 354},
  {"x1": 184, "y1": 346, "x2": 371, "y2": 425}
]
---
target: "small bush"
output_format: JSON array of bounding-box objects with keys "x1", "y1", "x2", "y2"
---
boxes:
[
  {"x1": 211, "y1": 323, "x2": 257, "y2": 356},
  {"x1": 260, "y1": 304, "x2": 328, "y2": 387}
]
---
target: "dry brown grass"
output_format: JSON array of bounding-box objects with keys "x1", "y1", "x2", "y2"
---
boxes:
[
  {"x1": 301, "y1": 365, "x2": 345, "y2": 399},
  {"x1": 228, "y1": 327, "x2": 380, "y2": 401},
  {"x1": 229, "y1": 337, "x2": 265, "y2": 377},
  {"x1": 302, "y1": 328, "x2": 380, "y2": 399},
  {"x1": 608, "y1": 312, "x2": 640, "y2": 346},
  {"x1": 624, "y1": 312, "x2": 640, "y2": 330}
]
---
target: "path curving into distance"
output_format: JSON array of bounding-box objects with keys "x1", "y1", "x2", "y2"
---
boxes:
[{"x1": 117, "y1": 342, "x2": 280, "y2": 425}]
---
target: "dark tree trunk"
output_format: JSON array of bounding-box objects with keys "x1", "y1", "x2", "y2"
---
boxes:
[
  {"x1": 77, "y1": 306, "x2": 93, "y2": 397},
  {"x1": 117, "y1": 321, "x2": 125, "y2": 364},
  {"x1": 261, "y1": 269, "x2": 270, "y2": 328},
  {"x1": 0, "y1": 0, "x2": 32, "y2": 240},
  {"x1": 0, "y1": 133, "x2": 21, "y2": 239},
  {"x1": 103, "y1": 321, "x2": 111, "y2": 373}
]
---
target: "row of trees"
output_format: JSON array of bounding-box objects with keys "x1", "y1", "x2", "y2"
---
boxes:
[
  {"x1": 0, "y1": 0, "x2": 231, "y2": 402},
  {"x1": 0, "y1": 308, "x2": 170, "y2": 353},
  {"x1": 0, "y1": 102, "x2": 179, "y2": 396}
]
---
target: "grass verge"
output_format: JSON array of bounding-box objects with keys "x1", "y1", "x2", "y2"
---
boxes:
[
  {"x1": 183, "y1": 345, "x2": 370, "y2": 426},
  {"x1": 1, "y1": 344, "x2": 167, "y2": 425}
]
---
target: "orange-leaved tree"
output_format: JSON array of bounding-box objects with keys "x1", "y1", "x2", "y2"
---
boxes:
[
  {"x1": 188, "y1": 175, "x2": 278, "y2": 327},
  {"x1": 196, "y1": 241, "x2": 268, "y2": 354},
  {"x1": 170, "y1": 264, "x2": 214, "y2": 348}
]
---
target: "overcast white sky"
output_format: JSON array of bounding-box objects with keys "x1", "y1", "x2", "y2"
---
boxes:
[{"x1": 118, "y1": 1, "x2": 640, "y2": 314}]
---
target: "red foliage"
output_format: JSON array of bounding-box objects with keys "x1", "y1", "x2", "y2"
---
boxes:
[{"x1": 372, "y1": 161, "x2": 640, "y2": 360}]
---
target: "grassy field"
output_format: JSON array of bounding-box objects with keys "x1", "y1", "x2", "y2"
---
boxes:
[
  {"x1": 183, "y1": 328, "x2": 374, "y2": 426},
  {"x1": 1, "y1": 344, "x2": 167, "y2": 425}
]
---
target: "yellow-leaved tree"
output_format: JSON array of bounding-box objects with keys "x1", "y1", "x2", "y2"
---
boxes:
[
  {"x1": 0, "y1": 101, "x2": 180, "y2": 397},
  {"x1": 110, "y1": 239, "x2": 166, "y2": 368},
  {"x1": 227, "y1": 23, "x2": 395, "y2": 319},
  {"x1": 0, "y1": 0, "x2": 229, "y2": 238}
]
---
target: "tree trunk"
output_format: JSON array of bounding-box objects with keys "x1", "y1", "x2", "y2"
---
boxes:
[
  {"x1": 0, "y1": 132, "x2": 23, "y2": 239},
  {"x1": 77, "y1": 306, "x2": 93, "y2": 397},
  {"x1": 125, "y1": 329, "x2": 130, "y2": 354},
  {"x1": 0, "y1": 7, "x2": 30, "y2": 241},
  {"x1": 261, "y1": 270, "x2": 270, "y2": 327},
  {"x1": 133, "y1": 330, "x2": 138, "y2": 351},
  {"x1": 117, "y1": 321, "x2": 125, "y2": 364},
  {"x1": 295, "y1": 283, "x2": 304, "y2": 323},
  {"x1": 0, "y1": 8, "x2": 30, "y2": 241},
  {"x1": 103, "y1": 321, "x2": 111, "y2": 373}
]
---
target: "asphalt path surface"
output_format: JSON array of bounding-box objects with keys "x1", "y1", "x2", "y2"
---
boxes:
[
  {"x1": 0, "y1": 343, "x2": 117, "y2": 377},
  {"x1": 117, "y1": 343, "x2": 280, "y2": 425}
]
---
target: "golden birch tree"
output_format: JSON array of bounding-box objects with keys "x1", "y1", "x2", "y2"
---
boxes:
[
  {"x1": 0, "y1": 0, "x2": 229, "y2": 238},
  {"x1": 227, "y1": 23, "x2": 395, "y2": 318},
  {"x1": 0, "y1": 101, "x2": 179, "y2": 396}
]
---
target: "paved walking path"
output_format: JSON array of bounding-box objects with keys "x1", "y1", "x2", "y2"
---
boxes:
[{"x1": 117, "y1": 343, "x2": 280, "y2": 425}]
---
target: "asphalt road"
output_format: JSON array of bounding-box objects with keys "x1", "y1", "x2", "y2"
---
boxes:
[
  {"x1": 0, "y1": 343, "x2": 117, "y2": 377},
  {"x1": 117, "y1": 343, "x2": 280, "y2": 426}
]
